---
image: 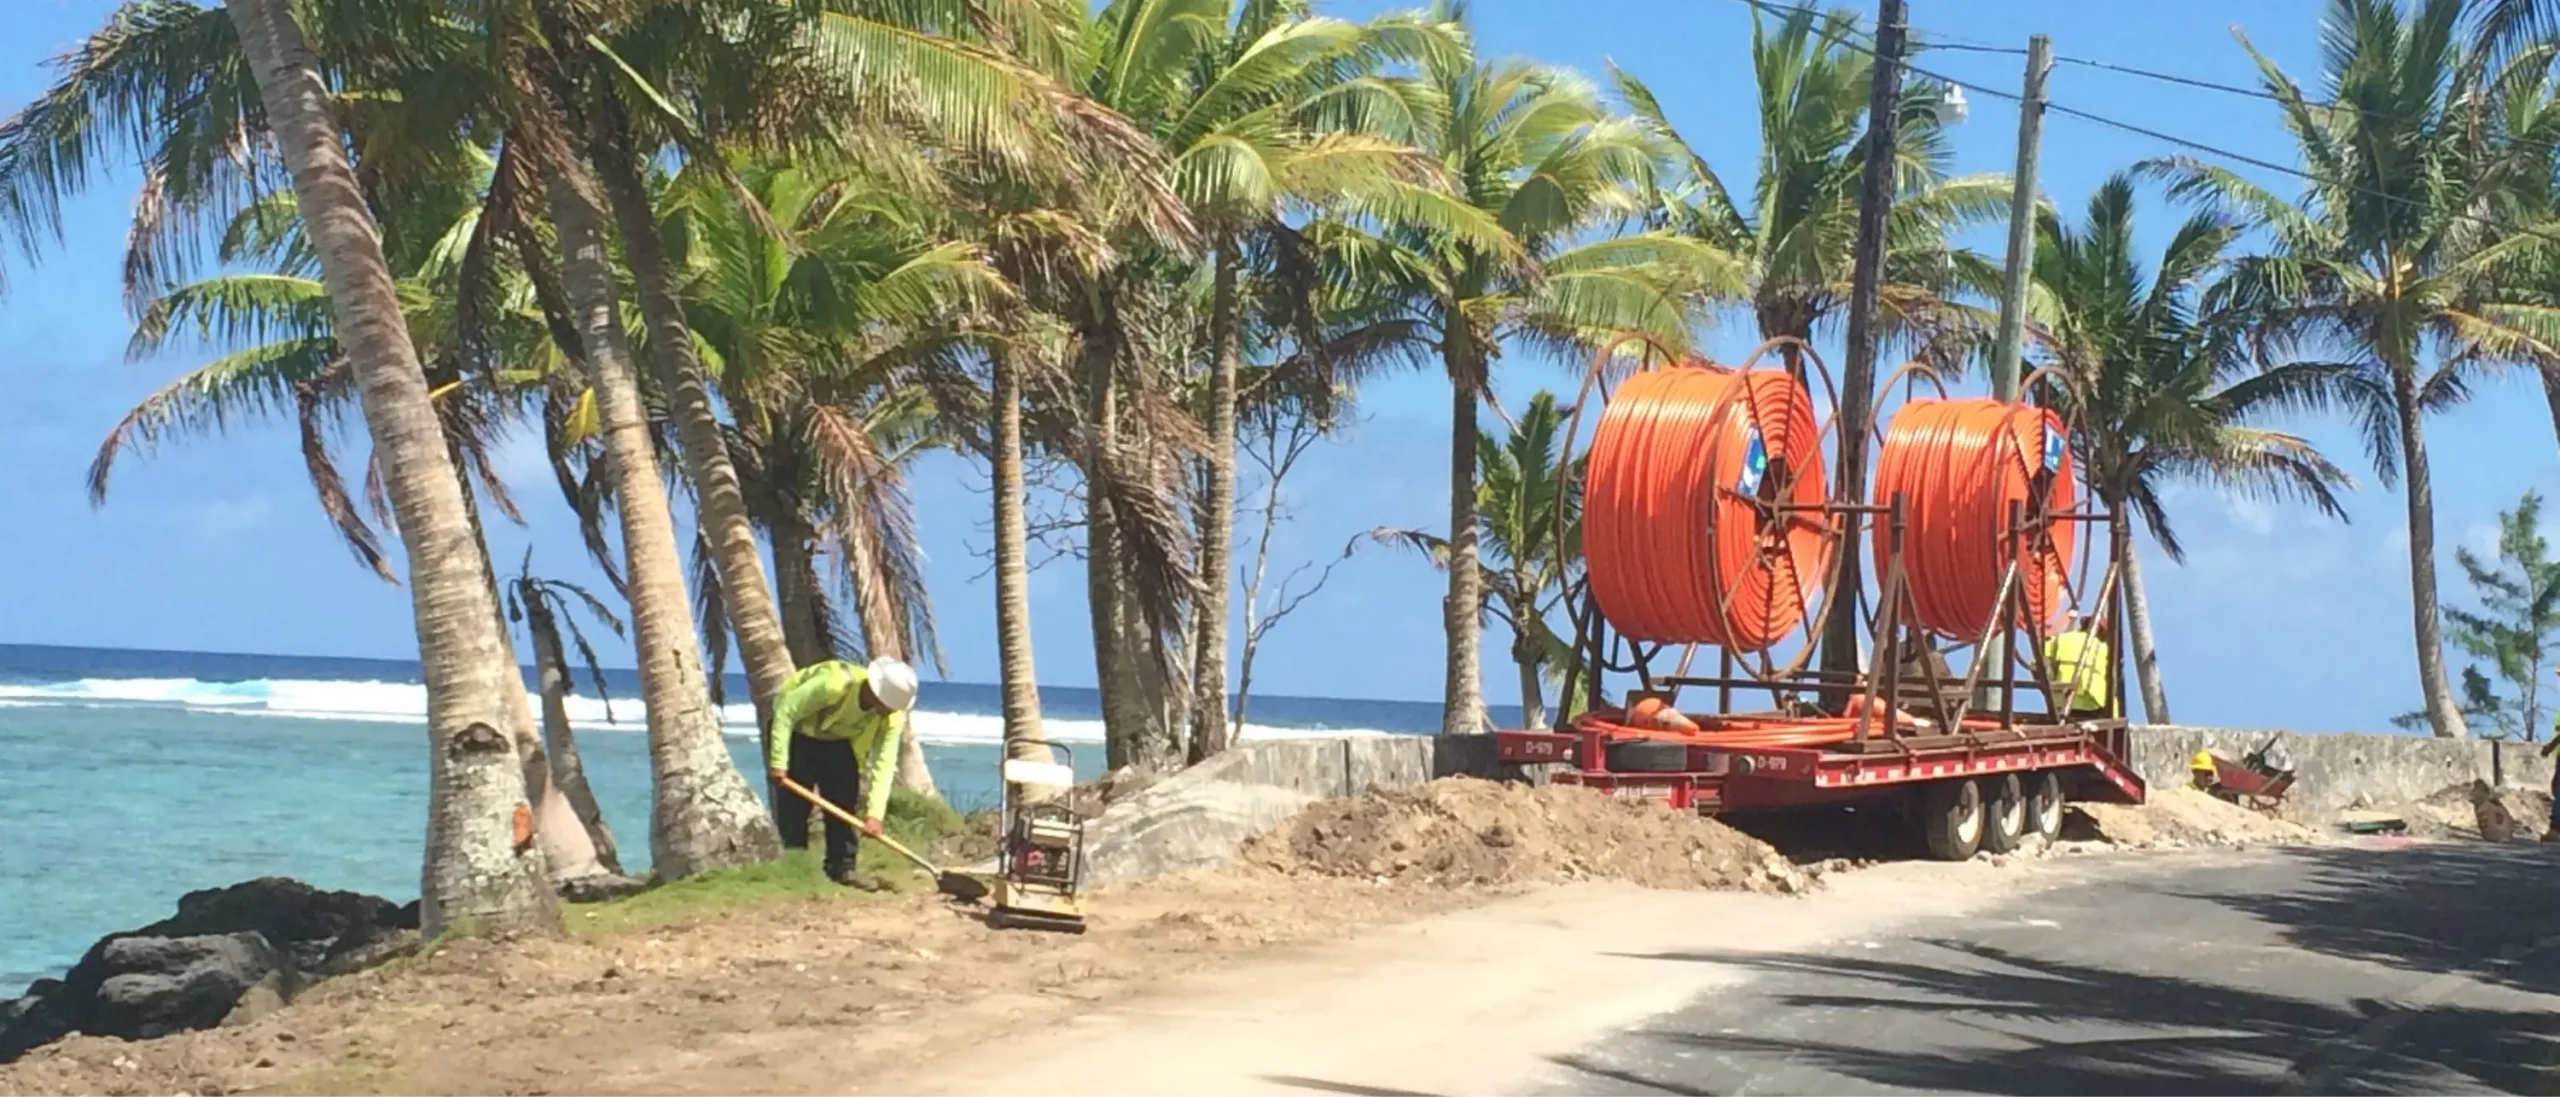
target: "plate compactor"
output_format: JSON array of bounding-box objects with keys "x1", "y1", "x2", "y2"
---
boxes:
[{"x1": 988, "y1": 745, "x2": 1088, "y2": 934}]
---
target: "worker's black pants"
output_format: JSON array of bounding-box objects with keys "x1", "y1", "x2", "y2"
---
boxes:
[{"x1": 777, "y1": 734, "x2": 862, "y2": 878}]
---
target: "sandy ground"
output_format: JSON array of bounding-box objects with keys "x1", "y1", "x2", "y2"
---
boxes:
[
  {"x1": 0, "y1": 871, "x2": 1465, "y2": 1097},
  {"x1": 866, "y1": 858, "x2": 2081, "y2": 1096},
  {"x1": 0, "y1": 779, "x2": 2337, "y2": 1097}
]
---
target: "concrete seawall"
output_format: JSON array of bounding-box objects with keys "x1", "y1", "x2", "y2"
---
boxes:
[
  {"x1": 1083, "y1": 727, "x2": 2552, "y2": 888},
  {"x1": 2126, "y1": 725, "x2": 2551, "y2": 818}
]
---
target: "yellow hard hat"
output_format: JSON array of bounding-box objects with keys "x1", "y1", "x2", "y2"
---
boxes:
[{"x1": 2189, "y1": 751, "x2": 2217, "y2": 772}]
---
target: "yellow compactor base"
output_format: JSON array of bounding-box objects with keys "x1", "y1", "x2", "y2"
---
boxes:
[{"x1": 988, "y1": 878, "x2": 1087, "y2": 934}]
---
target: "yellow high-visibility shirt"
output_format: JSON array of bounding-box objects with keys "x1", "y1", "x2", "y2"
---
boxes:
[
  {"x1": 2042, "y1": 630, "x2": 2111, "y2": 714},
  {"x1": 766, "y1": 660, "x2": 904, "y2": 821}
]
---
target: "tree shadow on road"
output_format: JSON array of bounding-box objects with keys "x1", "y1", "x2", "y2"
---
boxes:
[
  {"x1": 1568, "y1": 936, "x2": 2560, "y2": 1095},
  {"x1": 2166, "y1": 841, "x2": 2560, "y2": 1000}
]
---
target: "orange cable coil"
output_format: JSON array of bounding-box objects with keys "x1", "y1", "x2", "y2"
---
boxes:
[
  {"x1": 1869, "y1": 399, "x2": 2079, "y2": 636},
  {"x1": 1583, "y1": 364, "x2": 1831, "y2": 653}
]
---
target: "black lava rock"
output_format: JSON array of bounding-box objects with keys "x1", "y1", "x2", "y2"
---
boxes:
[{"x1": 0, "y1": 877, "x2": 416, "y2": 1064}]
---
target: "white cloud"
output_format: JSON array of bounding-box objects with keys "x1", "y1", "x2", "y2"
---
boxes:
[
  {"x1": 2222, "y1": 497, "x2": 2276, "y2": 536},
  {"x1": 185, "y1": 496, "x2": 273, "y2": 540}
]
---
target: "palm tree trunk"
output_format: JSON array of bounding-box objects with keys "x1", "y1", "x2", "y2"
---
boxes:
[
  {"x1": 223, "y1": 0, "x2": 554, "y2": 937},
  {"x1": 1510, "y1": 589, "x2": 1547, "y2": 730},
  {"x1": 768, "y1": 507, "x2": 834, "y2": 665},
  {"x1": 524, "y1": 594, "x2": 621, "y2": 875},
  {"x1": 539, "y1": 146, "x2": 781, "y2": 875},
  {"x1": 1154, "y1": 587, "x2": 1191, "y2": 763},
  {"x1": 585, "y1": 93, "x2": 797, "y2": 726},
  {"x1": 2396, "y1": 372, "x2": 2470, "y2": 739},
  {"x1": 992, "y1": 341, "x2": 1051, "y2": 766},
  {"x1": 1443, "y1": 341, "x2": 1486, "y2": 736},
  {"x1": 2542, "y1": 366, "x2": 2560, "y2": 462},
  {"x1": 1187, "y1": 244, "x2": 1240, "y2": 763},
  {"x1": 1082, "y1": 319, "x2": 1158, "y2": 770},
  {"x1": 2112, "y1": 510, "x2": 2171, "y2": 724},
  {"x1": 455, "y1": 467, "x2": 602, "y2": 884},
  {"x1": 839, "y1": 512, "x2": 941, "y2": 799}
]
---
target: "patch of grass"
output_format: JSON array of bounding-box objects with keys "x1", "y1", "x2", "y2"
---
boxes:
[
  {"x1": 568, "y1": 850, "x2": 844, "y2": 937},
  {"x1": 565, "y1": 790, "x2": 973, "y2": 938},
  {"x1": 884, "y1": 786, "x2": 964, "y2": 846}
]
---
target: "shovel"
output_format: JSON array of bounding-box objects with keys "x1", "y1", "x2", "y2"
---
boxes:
[{"x1": 777, "y1": 776, "x2": 989, "y2": 902}]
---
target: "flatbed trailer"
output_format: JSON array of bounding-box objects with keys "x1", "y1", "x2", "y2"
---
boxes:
[
  {"x1": 1492, "y1": 718, "x2": 2146, "y2": 858},
  {"x1": 1519, "y1": 338, "x2": 2153, "y2": 860},
  {"x1": 1519, "y1": 469, "x2": 2148, "y2": 860}
]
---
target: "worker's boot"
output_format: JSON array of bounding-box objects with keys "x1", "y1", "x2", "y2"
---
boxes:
[{"x1": 828, "y1": 866, "x2": 893, "y2": 892}]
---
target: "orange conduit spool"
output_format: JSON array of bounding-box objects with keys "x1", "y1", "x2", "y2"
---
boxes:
[
  {"x1": 1583, "y1": 364, "x2": 1832, "y2": 653},
  {"x1": 1870, "y1": 399, "x2": 2080, "y2": 636}
]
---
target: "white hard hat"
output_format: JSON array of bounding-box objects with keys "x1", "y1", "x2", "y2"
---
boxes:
[{"x1": 865, "y1": 657, "x2": 919, "y2": 712}]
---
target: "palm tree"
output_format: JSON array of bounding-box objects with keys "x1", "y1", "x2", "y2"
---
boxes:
[
  {"x1": 1615, "y1": 10, "x2": 2008, "y2": 700},
  {"x1": 2153, "y1": 0, "x2": 2560, "y2": 737},
  {"x1": 90, "y1": 149, "x2": 633, "y2": 891},
  {"x1": 541, "y1": 0, "x2": 1150, "y2": 731},
  {"x1": 2027, "y1": 174, "x2": 2355, "y2": 724},
  {"x1": 505, "y1": 552, "x2": 629, "y2": 875},
  {"x1": 1332, "y1": 3, "x2": 1732, "y2": 735},
  {"x1": 2, "y1": 1, "x2": 599, "y2": 923},
  {"x1": 1375, "y1": 390, "x2": 1584, "y2": 729},
  {"x1": 1614, "y1": 5, "x2": 2005, "y2": 364},
  {"x1": 221, "y1": 0, "x2": 556, "y2": 933},
  {"x1": 668, "y1": 154, "x2": 1002, "y2": 793},
  {"x1": 1116, "y1": 0, "x2": 1486, "y2": 760}
]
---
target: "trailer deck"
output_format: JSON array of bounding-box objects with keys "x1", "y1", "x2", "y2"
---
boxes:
[{"x1": 1494, "y1": 721, "x2": 2147, "y2": 816}]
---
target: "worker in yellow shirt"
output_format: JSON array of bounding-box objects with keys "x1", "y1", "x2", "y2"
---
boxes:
[
  {"x1": 767, "y1": 657, "x2": 919, "y2": 888},
  {"x1": 2041, "y1": 611, "x2": 2113, "y2": 720}
]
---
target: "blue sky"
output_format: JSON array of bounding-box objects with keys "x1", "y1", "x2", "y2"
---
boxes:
[{"x1": 1, "y1": 0, "x2": 2553, "y2": 733}]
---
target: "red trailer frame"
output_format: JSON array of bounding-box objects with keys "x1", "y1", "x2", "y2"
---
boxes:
[{"x1": 1508, "y1": 486, "x2": 2148, "y2": 859}]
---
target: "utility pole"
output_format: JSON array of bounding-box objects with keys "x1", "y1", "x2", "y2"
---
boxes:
[
  {"x1": 1990, "y1": 35, "x2": 2051, "y2": 402},
  {"x1": 1819, "y1": 0, "x2": 1907, "y2": 701},
  {"x1": 1982, "y1": 36, "x2": 2051, "y2": 710}
]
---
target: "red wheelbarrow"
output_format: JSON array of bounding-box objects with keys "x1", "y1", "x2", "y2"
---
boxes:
[{"x1": 2190, "y1": 734, "x2": 2296, "y2": 811}]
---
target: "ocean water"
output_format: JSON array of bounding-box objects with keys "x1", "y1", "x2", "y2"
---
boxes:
[{"x1": 0, "y1": 643, "x2": 1481, "y2": 991}]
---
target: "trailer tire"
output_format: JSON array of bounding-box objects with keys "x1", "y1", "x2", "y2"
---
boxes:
[
  {"x1": 1604, "y1": 740, "x2": 1689, "y2": 773},
  {"x1": 1920, "y1": 778, "x2": 1983, "y2": 861},
  {"x1": 1979, "y1": 775, "x2": 2026, "y2": 855},
  {"x1": 2027, "y1": 771, "x2": 2066, "y2": 839}
]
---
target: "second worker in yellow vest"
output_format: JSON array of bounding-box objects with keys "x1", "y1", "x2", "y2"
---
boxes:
[
  {"x1": 767, "y1": 657, "x2": 919, "y2": 887},
  {"x1": 2041, "y1": 611, "x2": 2113, "y2": 719}
]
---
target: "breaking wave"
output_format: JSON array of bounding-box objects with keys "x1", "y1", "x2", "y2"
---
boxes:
[{"x1": 0, "y1": 676, "x2": 1390, "y2": 746}]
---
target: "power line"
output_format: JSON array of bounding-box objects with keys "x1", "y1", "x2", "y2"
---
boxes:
[
  {"x1": 1714, "y1": 0, "x2": 2560, "y2": 252},
  {"x1": 2050, "y1": 55, "x2": 2334, "y2": 109},
  {"x1": 1917, "y1": 41, "x2": 2029, "y2": 58}
]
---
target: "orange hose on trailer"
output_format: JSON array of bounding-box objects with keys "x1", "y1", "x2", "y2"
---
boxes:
[
  {"x1": 1870, "y1": 399, "x2": 2079, "y2": 636},
  {"x1": 1583, "y1": 364, "x2": 1831, "y2": 653}
]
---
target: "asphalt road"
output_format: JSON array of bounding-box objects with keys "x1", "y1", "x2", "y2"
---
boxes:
[{"x1": 1540, "y1": 841, "x2": 2560, "y2": 1096}]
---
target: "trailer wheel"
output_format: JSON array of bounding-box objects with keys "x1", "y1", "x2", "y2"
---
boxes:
[
  {"x1": 1979, "y1": 775, "x2": 2026, "y2": 854},
  {"x1": 1604, "y1": 740, "x2": 1690, "y2": 773},
  {"x1": 2027, "y1": 771, "x2": 2066, "y2": 839},
  {"x1": 1919, "y1": 778, "x2": 1983, "y2": 861}
]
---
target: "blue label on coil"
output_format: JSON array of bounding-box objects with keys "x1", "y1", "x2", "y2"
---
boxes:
[
  {"x1": 2042, "y1": 422, "x2": 2064, "y2": 472},
  {"x1": 1738, "y1": 428, "x2": 1768, "y2": 495}
]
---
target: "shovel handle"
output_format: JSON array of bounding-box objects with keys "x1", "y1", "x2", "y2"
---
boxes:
[{"x1": 776, "y1": 776, "x2": 944, "y2": 874}]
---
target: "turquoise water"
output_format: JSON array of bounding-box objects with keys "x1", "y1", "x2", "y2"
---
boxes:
[
  {"x1": 0, "y1": 704, "x2": 1031, "y2": 988},
  {"x1": 0, "y1": 643, "x2": 1485, "y2": 992}
]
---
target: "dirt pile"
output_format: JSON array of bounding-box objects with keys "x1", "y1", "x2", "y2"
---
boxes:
[
  {"x1": 2402, "y1": 780, "x2": 2552, "y2": 841},
  {"x1": 1246, "y1": 777, "x2": 1809, "y2": 894},
  {"x1": 2063, "y1": 786, "x2": 2320, "y2": 849}
]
